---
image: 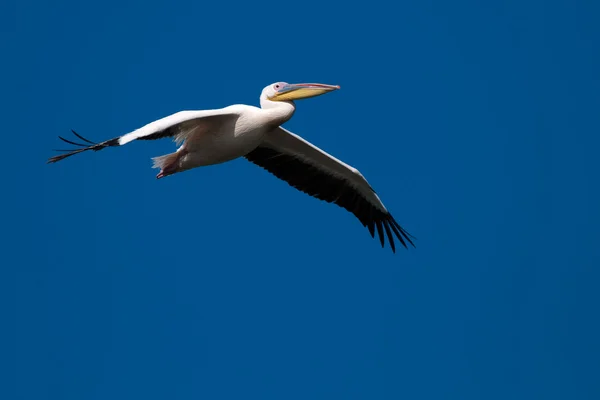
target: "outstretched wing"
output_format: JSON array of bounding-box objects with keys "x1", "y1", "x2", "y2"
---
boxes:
[
  {"x1": 244, "y1": 127, "x2": 415, "y2": 253},
  {"x1": 47, "y1": 109, "x2": 235, "y2": 164}
]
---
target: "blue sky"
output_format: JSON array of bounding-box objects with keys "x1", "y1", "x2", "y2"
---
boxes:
[{"x1": 2, "y1": 0, "x2": 599, "y2": 399}]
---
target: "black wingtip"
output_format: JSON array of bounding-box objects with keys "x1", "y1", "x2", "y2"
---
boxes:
[
  {"x1": 375, "y1": 220, "x2": 385, "y2": 248},
  {"x1": 58, "y1": 135, "x2": 87, "y2": 147},
  {"x1": 366, "y1": 213, "x2": 416, "y2": 253},
  {"x1": 71, "y1": 130, "x2": 97, "y2": 145},
  {"x1": 383, "y1": 221, "x2": 396, "y2": 253},
  {"x1": 390, "y1": 217, "x2": 416, "y2": 248},
  {"x1": 47, "y1": 150, "x2": 83, "y2": 163},
  {"x1": 48, "y1": 130, "x2": 96, "y2": 164},
  {"x1": 47, "y1": 130, "x2": 121, "y2": 165}
]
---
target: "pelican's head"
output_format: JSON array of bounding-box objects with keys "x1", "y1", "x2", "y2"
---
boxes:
[{"x1": 263, "y1": 82, "x2": 340, "y2": 102}]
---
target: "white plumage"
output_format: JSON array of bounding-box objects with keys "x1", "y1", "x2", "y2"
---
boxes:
[{"x1": 49, "y1": 82, "x2": 415, "y2": 252}]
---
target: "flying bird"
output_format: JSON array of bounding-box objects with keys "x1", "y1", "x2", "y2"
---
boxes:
[{"x1": 48, "y1": 82, "x2": 415, "y2": 252}]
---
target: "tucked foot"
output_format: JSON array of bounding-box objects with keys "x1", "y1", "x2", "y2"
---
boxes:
[{"x1": 156, "y1": 162, "x2": 178, "y2": 179}]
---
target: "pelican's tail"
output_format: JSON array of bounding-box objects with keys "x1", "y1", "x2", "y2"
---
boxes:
[
  {"x1": 152, "y1": 152, "x2": 183, "y2": 179},
  {"x1": 151, "y1": 152, "x2": 179, "y2": 170}
]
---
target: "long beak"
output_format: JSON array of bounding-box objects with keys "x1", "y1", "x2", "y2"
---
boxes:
[{"x1": 269, "y1": 83, "x2": 340, "y2": 102}]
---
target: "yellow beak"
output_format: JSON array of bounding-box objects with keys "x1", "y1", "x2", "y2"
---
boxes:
[{"x1": 269, "y1": 83, "x2": 340, "y2": 102}]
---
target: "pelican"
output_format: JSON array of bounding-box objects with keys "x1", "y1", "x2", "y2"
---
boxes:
[{"x1": 48, "y1": 82, "x2": 415, "y2": 252}]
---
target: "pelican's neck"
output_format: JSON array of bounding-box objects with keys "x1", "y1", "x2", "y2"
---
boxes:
[{"x1": 259, "y1": 98, "x2": 296, "y2": 127}]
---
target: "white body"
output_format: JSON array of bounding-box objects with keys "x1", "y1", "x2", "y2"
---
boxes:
[
  {"x1": 181, "y1": 105, "x2": 266, "y2": 166},
  {"x1": 165, "y1": 104, "x2": 286, "y2": 170},
  {"x1": 117, "y1": 89, "x2": 297, "y2": 175}
]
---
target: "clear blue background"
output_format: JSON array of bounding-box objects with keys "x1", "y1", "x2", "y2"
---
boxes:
[{"x1": 2, "y1": 0, "x2": 599, "y2": 399}]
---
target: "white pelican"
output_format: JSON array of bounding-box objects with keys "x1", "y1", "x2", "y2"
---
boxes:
[{"x1": 48, "y1": 82, "x2": 415, "y2": 252}]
